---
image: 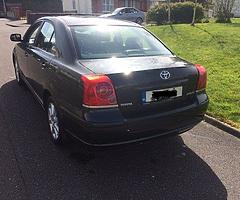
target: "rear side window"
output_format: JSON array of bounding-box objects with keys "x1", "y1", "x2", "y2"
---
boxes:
[
  {"x1": 119, "y1": 9, "x2": 127, "y2": 14},
  {"x1": 130, "y1": 8, "x2": 138, "y2": 13},
  {"x1": 125, "y1": 8, "x2": 131, "y2": 13},
  {"x1": 35, "y1": 22, "x2": 55, "y2": 53}
]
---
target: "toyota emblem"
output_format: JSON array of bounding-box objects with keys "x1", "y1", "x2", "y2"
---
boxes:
[{"x1": 160, "y1": 71, "x2": 171, "y2": 80}]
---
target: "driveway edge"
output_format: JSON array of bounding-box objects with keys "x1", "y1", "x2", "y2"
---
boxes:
[
  {"x1": 6, "y1": 23, "x2": 20, "y2": 27},
  {"x1": 204, "y1": 115, "x2": 240, "y2": 138},
  {"x1": 5, "y1": 20, "x2": 29, "y2": 28}
]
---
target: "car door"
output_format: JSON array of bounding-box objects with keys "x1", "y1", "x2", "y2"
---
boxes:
[
  {"x1": 19, "y1": 22, "x2": 42, "y2": 82},
  {"x1": 26, "y1": 21, "x2": 56, "y2": 100},
  {"x1": 117, "y1": 8, "x2": 129, "y2": 21},
  {"x1": 124, "y1": 8, "x2": 131, "y2": 21},
  {"x1": 128, "y1": 8, "x2": 137, "y2": 22}
]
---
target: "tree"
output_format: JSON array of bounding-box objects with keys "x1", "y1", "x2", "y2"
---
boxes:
[
  {"x1": 167, "y1": 0, "x2": 171, "y2": 23},
  {"x1": 2, "y1": 0, "x2": 7, "y2": 13},
  {"x1": 215, "y1": 0, "x2": 235, "y2": 23},
  {"x1": 191, "y1": 0, "x2": 198, "y2": 25}
]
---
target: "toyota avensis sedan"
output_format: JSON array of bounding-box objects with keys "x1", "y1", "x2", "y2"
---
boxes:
[
  {"x1": 10, "y1": 16, "x2": 208, "y2": 146},
  {"x1": 100, "y1": 7, "x2": 145, "y2": 24}
]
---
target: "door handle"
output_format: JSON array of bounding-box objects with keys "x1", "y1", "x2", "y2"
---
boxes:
[{"x1": 24, "y1": 52, "x2": 28, "y2": 57}]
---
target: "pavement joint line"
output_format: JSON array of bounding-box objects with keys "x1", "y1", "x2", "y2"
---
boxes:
[{"x1": 204, "y1": 115, "x2": 240, "y2": 139}]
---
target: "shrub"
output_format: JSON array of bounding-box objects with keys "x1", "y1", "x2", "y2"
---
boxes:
[
  {"x1": 6, "y1": 0, "x2": 63, "y2": 13},
  {"x1": 146, "y1": 4, "x2": 168, "y2": 25},
  {"x1": 202, "y1": 18, "x2": 210, "y2": 23},
  {"x1": 23, "y1": 0, "x2": 63, "y2": 13},
  {"x1": 146, "y1": 2, "x2": 204, "y2": 25},
  {"x1": 215, "y1": 12, "x2": 234, "y2": 23},
  {"x1": 215, "y1": 0, "x2": 235, "y2": 23}
]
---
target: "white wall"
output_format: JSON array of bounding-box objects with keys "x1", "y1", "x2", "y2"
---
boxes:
[
  {"x1": 79, "y1": 0, "x2": 92, "y2": 14},
  {"x1": 62, "y1": 0, "x2": 75, "y2": 12},
  {"x1": 62, "y1": 0, "x2": 92, "y2": 14}
]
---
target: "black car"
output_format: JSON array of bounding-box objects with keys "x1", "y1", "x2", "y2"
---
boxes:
[{"x1": 10, "y1": 16, "x2": 208, "y2": 146}]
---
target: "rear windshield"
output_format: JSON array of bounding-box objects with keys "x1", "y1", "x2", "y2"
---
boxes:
[
  {"x1": 112, "y1": 8, "x2": 122, "y2": 14},
  {"x1": 71, "y1": 25, "x2": 172, "y2": 59}
]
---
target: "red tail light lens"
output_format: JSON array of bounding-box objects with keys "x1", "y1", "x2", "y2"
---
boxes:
[
  {"x1": 81, "y1": 74, "x2": 118, "y2": 108},
  {"x1": 195, "y1": 64, "x2": 207, "y2": 90}
]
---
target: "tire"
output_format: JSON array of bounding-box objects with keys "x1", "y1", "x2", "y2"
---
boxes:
[
  {"x1": 47, "y1": 97, "x2": 68, "y2": 145},
  {"x1": 136, "y1": 17, "x2": 143, "y2": 25},
  {"x1": 13, "y1": 57, "x2": 24, "y2": 86}
]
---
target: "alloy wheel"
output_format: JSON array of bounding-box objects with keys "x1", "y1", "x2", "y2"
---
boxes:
[
  {"x1": 136, "y1": 18, "x2": 143, "y2": 25},
  {"x1": 14, "y1": 59, "x2": 21, "y2": 83},
  {"x1": 48, "y1": 102, "x2": 60, "y2": 140}
]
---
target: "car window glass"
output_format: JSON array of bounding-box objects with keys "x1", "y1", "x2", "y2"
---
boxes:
[
  {"x1": 133, "y1": 9, "x2": 138, "y2": 13},
  {"x1": 119, "y1": 9, "x2": 125, "y2": 14},
  {"x1": 129, "y1": 8, "x2": 136, "y2": 13},
  {"x1": 72, "y1": 26, "x2": 172, "y2": 59},
  {"x1": 125, "y1": 8, "x2": 130, "y2": 13},
  {"x1": 48, "y1": 33, "x2": 57, "y2": 55},
  {"x1": 35, "y1": 22, "x2": 55, "y2": 52},
  {"x1": 27, "y1": 24, "x2": 41, "y2": 45}
]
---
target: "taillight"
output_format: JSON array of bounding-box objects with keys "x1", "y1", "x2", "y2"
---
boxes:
[
  {"x1": 195, "y1": 64, "x2": 207, "y2": 90},
  {"x1": 81, "y1": 74, "x2": 118, "y2": 108}
]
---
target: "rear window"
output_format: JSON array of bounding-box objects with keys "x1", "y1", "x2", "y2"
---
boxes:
[{"x1": 71, "y1": 25, "x2": 172, "y2": 59}]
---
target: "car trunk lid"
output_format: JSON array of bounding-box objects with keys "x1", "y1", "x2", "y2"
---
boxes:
[{"x1": 80, "y1": 56, "x2": 198, "y2": 119}]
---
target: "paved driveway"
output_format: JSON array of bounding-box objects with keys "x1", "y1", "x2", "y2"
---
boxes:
[{"x1": 0, "y1": 19, "x2": 239, "y2": 200}]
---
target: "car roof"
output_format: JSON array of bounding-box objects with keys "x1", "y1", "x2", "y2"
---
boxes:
[
  {"x1": 40, "y1": 16, "x2": 141, "y2": 27},
  {"x1": 116, "y1": 7, "x2": 138, "y2": 10}
]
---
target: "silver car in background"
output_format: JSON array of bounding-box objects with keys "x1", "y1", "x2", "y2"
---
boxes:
[{"x1": 100, "y1": 7, "x2": 145, "y2": 24}]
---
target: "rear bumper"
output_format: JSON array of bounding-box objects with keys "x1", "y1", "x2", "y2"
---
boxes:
[{"x1": 62, "y1": 97, "x2": 209, "y2": 146}]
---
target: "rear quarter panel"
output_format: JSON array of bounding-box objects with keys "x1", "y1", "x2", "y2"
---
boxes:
[{"x1": 43, "y1": 19, "x2": 84, "y2": 113}]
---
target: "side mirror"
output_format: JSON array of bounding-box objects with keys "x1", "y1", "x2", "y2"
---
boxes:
[{"x1": 10, "y1": 34, "x2": 22, "y2": 42}]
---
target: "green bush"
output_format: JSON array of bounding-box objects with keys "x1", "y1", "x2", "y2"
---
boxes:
[
  {"x1": 146, "y1": 2, "x2": 204, "y2": 25},
  {"x1": 202, "y1": 18, "x2": 210, "y2": 23},
  {"x1": 23, "y1": 0, "x2": 63, "y2": 13},
  {"x1": 146, "y1": 4, "x2": 168, "y2": 25},
  {"x1": 6, "y1": 0, "x2": 63, "y2": 13},
  {"x1": 215, "y1": 12, "x2": 233, "y2": 23}
]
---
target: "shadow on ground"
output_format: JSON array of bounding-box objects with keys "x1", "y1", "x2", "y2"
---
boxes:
[{"x1": 0, "y1": 80, "x2": 227, "y2": 200}]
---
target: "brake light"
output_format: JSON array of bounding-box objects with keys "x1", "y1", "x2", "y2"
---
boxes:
[
  {"x1": 81, "y1": 74, "x2": 118, "y2": 108},
  {"x1": 195, "y1": 64, "x2": 207, "y2": 90}
]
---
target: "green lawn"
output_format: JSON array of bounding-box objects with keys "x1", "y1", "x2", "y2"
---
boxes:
[{"x1": 148, "y1": 19, "x2": 240, "y2": 129}]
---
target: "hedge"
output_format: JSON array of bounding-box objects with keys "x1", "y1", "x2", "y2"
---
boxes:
[
  {"x1": 5, "y1": 0, "x2": 63, "y2": 13},
  {"x1": 146, "y1": 2, "x2": 204, "y2": 25},
  {"x1": 23, "y1": 0, "x2": 63, "y2": 13}
]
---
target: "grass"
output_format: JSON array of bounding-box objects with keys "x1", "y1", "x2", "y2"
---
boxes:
[{"x1": 147, "y1": 19, "x2": 240, "y2": 129}]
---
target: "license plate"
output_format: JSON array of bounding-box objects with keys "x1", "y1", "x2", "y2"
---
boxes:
[{"x1": 142, "y1": 86, "x2": 183, "y2": 103}]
